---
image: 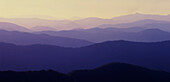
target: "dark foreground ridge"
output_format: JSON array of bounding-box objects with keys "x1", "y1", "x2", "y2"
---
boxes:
[
  {"x1": 0, "y1": 63, "x2": 170, "y2": 82},
  {"x1": 0, "y1": 70, "x2": 74, "y2": 82},
  {"x1": 1, "y1": 40, "x2": 170, "y2": 72}
]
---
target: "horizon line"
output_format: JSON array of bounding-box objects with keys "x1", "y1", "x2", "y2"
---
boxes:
[{"x1": 0, "y1": 12, "x2": 170, "y2": 20}]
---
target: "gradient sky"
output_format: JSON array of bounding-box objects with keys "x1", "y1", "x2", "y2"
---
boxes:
[{"x1": 0, "y1": 0, "x2": 170, "y2": 19}]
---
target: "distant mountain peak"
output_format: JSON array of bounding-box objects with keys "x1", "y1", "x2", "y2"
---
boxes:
[
  {"x1": 141, "y1": 28, "x2": 167, "y2": 33},
  {"x1": 96, "y1": 62, "x2": 132, "y2": 69},
  {"x1": 93, "y1": 62, "x2": 149, "y2": 71},
  {"x1": 0, "y1": 22, "x2": 30, "y2": 32},
  {"x1": 137, "y1": 19, "x2": 157, "y2": 22},
  {"x1": 133, "y1": 12, "x2": 144, "y2": 15},
  {"x1": 135, "y1": 12, "x2": 142, "y2": 14}
]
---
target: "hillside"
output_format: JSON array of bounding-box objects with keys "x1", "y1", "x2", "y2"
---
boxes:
[
  {"x1": 70, "y1": 63, "x2": 170, "y2": 82},
  {"x1": 1, "y1": 41, "x2": 170, "y2": 72},
  {"x1": 38, "y1": 28, "x2": 170, "y2": 42},
  {"x1": 0, "y1": 30, "x2": 93, "y2": 47}
]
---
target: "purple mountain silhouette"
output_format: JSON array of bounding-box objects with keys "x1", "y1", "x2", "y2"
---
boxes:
[
  {"x1": 31, "y1": 26, "x2": 58, "y2": 31},
  {"x1": 0, "y1": 22, "x2": 30, "y2": 32},
  {"x1": 1, "y1": 13, "x2": 170, "y2": 31},
  {"x1": 0, "y1": 30, "x2": 93, "y2": 47},
  {"x1": 1, "y1": 41, "x2": 170, "y2": 72},
  {"x1": 38, "y1": 28, "x2": 170, "y2": 42},
  {"x1": 70, "y1": 63, "x2": 170, "y2": 82}
]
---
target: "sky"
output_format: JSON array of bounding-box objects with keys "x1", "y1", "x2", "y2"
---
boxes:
[{"x1": 0, "y1": 0, "x2": 170, "y2": 19}]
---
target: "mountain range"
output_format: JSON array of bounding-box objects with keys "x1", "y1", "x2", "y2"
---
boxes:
[
  {"x1": 1, "y1": 40, "x2": 170, "y2": 72},
  {"x1": 0, "y1": 63, "x2": 170, "y2": 82},
  {"x1": 1, "y1": 13, "x2": 170, "y2": 30},
  {"x1": 99, "y1": 19, "x2": 170, "y2": 31},
  {"x1": 1, "y1": 20, "x2": 170, "y2": 43},
  {"x1": 0, "y1": 22, "x2": 30, "y2": 32},
  {"x1": 0, "y1": 70, "x2": 74, "y2": 82},
  {"x1": 0, "y1": 30, "x2": 92, "y2": 47},
  {"x1": 0, "y1": 13, "x2": 170, "y2": 80},
  {"x1": 38, "y1": 28, "x2": 170, "y2": 42},
  {"x1": 70, "y1": 63, "x2": 170, "y2": 82}
]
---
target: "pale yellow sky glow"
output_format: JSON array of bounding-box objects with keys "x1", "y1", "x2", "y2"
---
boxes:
[{"x1": 0, "y1": 0, "x2": 170, "y2": 19}]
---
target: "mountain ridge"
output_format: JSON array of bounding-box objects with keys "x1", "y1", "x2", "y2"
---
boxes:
[
  {"x1": 0, "y1": 30, "x2": 93, "y2": 47},
  {"x1": 1, "y1": 63, "x2": 170, "y2": 82},
  {"x1": 1, "y1": 40, "x2": 170, "y2": 72},
  {"x1": 1, "y1": 13, "x2": 170, "y2": 30},
  {"x1": 38, "y1": 28, "x2": 170, "y2": 42},
  {"x1": 70, "y1": 62, "x2": 170, "y2": 82}
]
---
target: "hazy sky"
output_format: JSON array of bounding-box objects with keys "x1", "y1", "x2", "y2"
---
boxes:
[{"x1": 0, "y1": 0, "x2": 170, "y2": 19}]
